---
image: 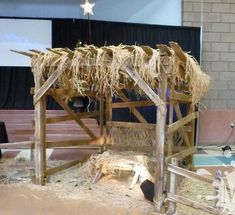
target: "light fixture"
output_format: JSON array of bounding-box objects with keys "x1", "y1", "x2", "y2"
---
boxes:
[{"x1": 80, "y1": 0, "x2": 95, "y2": 16}]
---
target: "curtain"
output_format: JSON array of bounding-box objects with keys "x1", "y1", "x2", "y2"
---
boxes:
[{"x1": 0, "y1": 19, "x2": 200, "y2": 111}]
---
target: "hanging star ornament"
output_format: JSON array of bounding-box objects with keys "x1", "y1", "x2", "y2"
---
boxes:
[{"x1": 80, "y1": 0, "x2": 95, "y2": 16}]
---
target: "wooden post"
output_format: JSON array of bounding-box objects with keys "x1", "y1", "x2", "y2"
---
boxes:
[
  {"x1": 187, "y1": 104, "x2": 195, "y2": 170},
  {"x1": 99, "y1": 95, "x2": 104, "y2": 136},
  {"x1": 167, "y1": 158, "x2": 178, "y2": 215},
  {"x1": 34, "y1": 72, "x2": 47, "y2": 185},
  {"x1": 104, "y1": 93, "x2": 112, "y2": 151},
  {"x1": 167, "y1": 99, "x2": 174, "y2": 156},
  {"x1": 99, "y1": 95, "x2": 104, "y2": 152},
  {"x1": 154, "y1": 70, "x2": 167, "y2": 213},
  {"x1": 106, "y1": 93, "x2": 112, "y2": 122}
]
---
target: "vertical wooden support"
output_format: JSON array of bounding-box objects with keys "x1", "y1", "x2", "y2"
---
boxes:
[
  {"x1": 99, "y1": 95, "x2": 104, "y2": 136},
  {"x1": 167, "y1": 158, "x2": 178, "y2": 215},
  {"x1": 104, "y1": 93, "x2": 112, "y2": 151},
  {"x1": 106, "y1": 93, "x2": 112, "y2": 122},
  {"x1": 154, "y1": 71, "x2": 167, "y2": 213},
  {"x1": 99, "y1": 95, "x2": 104, "y2": 152},
  {"x1": 34, "y1": 73, "x2": 46, "y2": 185},
  {"x1": 167, "y1": 98, "x2": 174, "y2": 156},
  {"x1": 188, "y1": 104, "x2": 195, "y2": 170}
]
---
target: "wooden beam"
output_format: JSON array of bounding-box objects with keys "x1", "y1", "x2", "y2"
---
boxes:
[
  {"x1": 106, "y1": 121, "x2": 155, "y2": 130},
  {"x1": 99, "y1": 96, "x2": 104, "y2": 136},
  {"x1": 31, "y1": 88, "x2": 97, "y2": 98},
  {"x1": 45, "y1": 157, "x2": 88, "y2": 176},
  {"x1": 50, "y1": 94, "x2": 97, "y2": 139},
  {"x1": 167, "y1": 164, "x2": 213, "y2": 184},
  {"x1": 165, "y1": 147, "x2": 195, "y2": 164},
  {"x1": 169, "y1": 42, "x2": 187, "y2": 63},
  {"x1": 46, "y1": 138, "x2": 100, "y2": 148},
  {"x1": 34, "y1": 69, "x2": 47, "y2": 185},
  {"x1": 118, "y1": 91, "x2": 147, "y2": 123},
  {"x1": 170, "y1": 91, "x2": 192, "y2": 103},
  {"x1": 167, "y1": 112, "x2": 199, "y2": 135},
  {"x1": 10, "y1": 49, "x2": 34, "y2": 58},
  {"x1": 107, "y1": 145, "x2": 152, "y2": 151},
  {"x1": 173, "y1": 103, "x2": 191, "y2": 147},
  {"x1": 0, "y1": 141, "x2": 34, "y2": 149},
  {"x1": 33, "y1": 68, "x2": 65, "y2": 105},
  {"x1": 167, "y1": 193, "x2": 221, "y2": 214},
  {"x1": 154, "y1": 67, "x2": 167, "y2": 213},
  {"x1": 122, "y1": 63, "x2": 166, "y2": 114},
  {"x1": 45, "y1": 111, "x2": 99, "y2": 124},
  {"x1": 167, "y1": 99, "x2": 174, "y2": 156},
  {"x1": 106, "y1": 93, "x2": 113, "y2": 122},
  {"x1": 167, "y1": 158, "x2": 178, "y2": 215},
  {"x1": 110, "y1": 100, "x2": 154, "y2": 108}
]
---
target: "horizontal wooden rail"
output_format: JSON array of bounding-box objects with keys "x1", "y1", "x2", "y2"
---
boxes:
[
  {"x1": 107, "y1": 145, "x2": 152, "y2": 151},
  {"x1": 167, "y1": 193, "x2": 221, "y2": 214},
  {"x1": 45, "y1": 157, "x2": 88, "y2": 176},
  {"x1": 168, "y1": 164, "x2": 213, "y2": 184},
  {"x1": 167, "y1": 112, "x2": 199, "y2": 135},
  {"x1": 110, "y1": 100, "x2": 154, "y2": 108},
  {"x1": 0, "y1": 141, "x2": 34, "y2": 149},
  {"x1": 46, "y1": 138, "x2": 104, "y2": 148},
  {"x1": 32, "y1": 111, "x2": 100, "y2": 125},
  {"x1": 106, "y1": 121, "x2": 155, "y2": 129},
  {"x1": 31, "y1": 88, "x2": 97, "y2": 97}
]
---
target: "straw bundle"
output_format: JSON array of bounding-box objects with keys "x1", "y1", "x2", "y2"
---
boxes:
[
  {"x1": 107, "y1": 125, "x2": 155, "y2": 148},
  {"x1": 30, "y1": 43, "x2": 211, "y2": 104},
  {"x1": 184, "y1": 54, "x2": 212, "y2": 104}
]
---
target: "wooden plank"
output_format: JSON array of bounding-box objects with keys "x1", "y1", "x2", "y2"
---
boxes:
[
  {"x1": 167, "y1": 112, "x2": 199, "y2": 135},
  {"x1": 106, "y1": 93, "x2": 113, "y2": 122},
  {"x1": 165, "y1": 147, "x2": 195, "y2": 164},
  {"x1": 170, "y1": 91, "x2": 192, "y2": 103},
  {"x1": 174, "y1": 103, "x2": 191, "y2": 148},
  {"x1": 122, "y1": 63, "x2": 166, "y2": 114},
  {"x1": 154, "y1": 68, "x2": 167, "y2": 213},
  {"x1": 167, "y1": 100, "x2": 174, "y2": 156},
  {"x1": 168, "y1": 164, "x2": 213, "y2": 184},
  {"x1": 110, "y1": 100, "x2": 154, "y2": 108},
  {"x1": 45, "y1": 157, "x2": 88, "y2": 176},
  {"x1": 0, "y1": 141, "x2": 34, "y2": 149},
  {"x1": 51, "y1": 94, "x2": 97, "y2": 139},
  {"x1": 106, "y1": 121, "x2": 155, "y2": 130},
  {"x1": 99, "y1": 96, "x2": 104, "y2": 136},
  {"x1": 10, "y1": 49, "x2": 34, "y2": 58},
  {"x1": 46, "y1": 138, "x2": 101, "y2": 148},
  {"x1": 169, "y1": 42, "x2": 187, "y2": 63},
  {"x1": 118, "y1": 91, "x2": 147, "y2": 123},
  {"x1": 43, "y1": 111, "x2": 99, "y2": 124},
  {"x1": 167, "y1": 193, "x2": 221, "y2": 214},
  {"x1": 34, "y1": 67, "x2": 47, "y2": 185},
  {"x1": 107, "y1": 145, "x2": 152, "y2": 151},
  {"x1": 167, "y1": 158, "x2": 178, "y2": 215},
  {"x1": 33, "y1": 68, "x2": 65, "y2": 105}
]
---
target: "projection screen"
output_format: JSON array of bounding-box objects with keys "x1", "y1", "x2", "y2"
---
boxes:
[{"x1": 0, "y1": 18, "x2": 52, "y2": 67}]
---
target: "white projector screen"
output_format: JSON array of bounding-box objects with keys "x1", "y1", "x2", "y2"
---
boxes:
[{"x1": 0, "y1": 19, "x2": 52, "y2": 67}]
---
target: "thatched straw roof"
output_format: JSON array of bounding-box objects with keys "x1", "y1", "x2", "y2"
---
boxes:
[{"x1": 13, "y1": 42, "x2": 212, "y2": 105}]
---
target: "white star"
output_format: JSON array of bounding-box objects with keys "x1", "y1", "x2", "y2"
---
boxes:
[{"x1": 80, "y1": 0, "x2": 95, "y2": 16}]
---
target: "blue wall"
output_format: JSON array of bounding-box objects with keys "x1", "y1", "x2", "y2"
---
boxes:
[{"x1": 0, "y1": 0, "x2": 182, "y2": 26}]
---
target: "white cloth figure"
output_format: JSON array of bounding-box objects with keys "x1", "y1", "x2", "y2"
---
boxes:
[{"x1": 129, "y1": 164, "x2": 152, "y2": 189}]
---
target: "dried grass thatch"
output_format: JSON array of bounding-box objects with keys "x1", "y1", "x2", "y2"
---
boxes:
[{"x1": 30, "y1": 43, "x2": 211, "y2": 105}]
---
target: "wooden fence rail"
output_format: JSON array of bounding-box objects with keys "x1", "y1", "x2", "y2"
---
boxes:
[{"x1": 167, "y1": 159, "x2": 223, "y2": 215}]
